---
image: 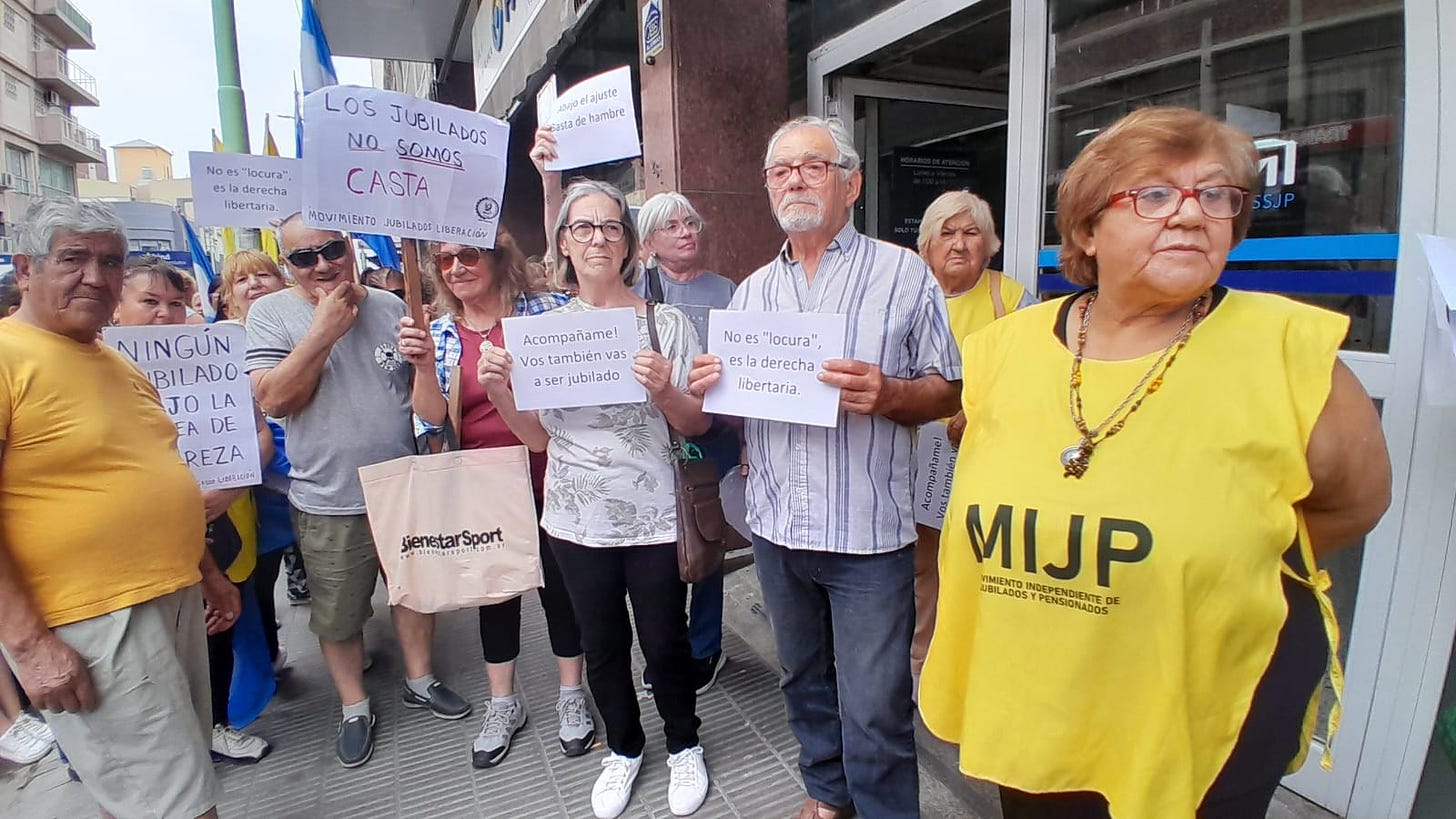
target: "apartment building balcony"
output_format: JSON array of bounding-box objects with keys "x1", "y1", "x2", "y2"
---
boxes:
[
  {"x1": 34, "y1": 47, "x2": 98, "y2": 106},
  {"x1": 33, "y1": 0, "x2": 95, "y2": 50},
  {"x1": 33, "y1": 107, "x2": 103, "y2": 163}
]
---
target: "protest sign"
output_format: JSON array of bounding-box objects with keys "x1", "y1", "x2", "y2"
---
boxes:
[
  {"x1": 913, "y1": 421, "x2": 956, "y2": 528},
  {"x1": 543, "y1": 66, "x2": 641, "y2": 171},
  {"x1": 501, "y1": 308, "x2": 645, "y2": 410},
  {"x1": 188, "y1": 152, "x2": 300, "y2": 229},
  {"x1": 103, "y1": 323, "x2": 261, "y2": 491},
  {"x1": 702, "y1": 310, "x2": 845, "y2": 427},
  {"x1": 301, "y1": 86, "x2": 510, "y2": 246}
]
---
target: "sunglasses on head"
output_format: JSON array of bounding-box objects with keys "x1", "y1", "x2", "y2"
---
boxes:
[
  {"x1": 286, "y1": 238, "x2": 349, "y2": 269},
  {"x1": 433, "y1": 247, "x2": 489, "y2": 271}
]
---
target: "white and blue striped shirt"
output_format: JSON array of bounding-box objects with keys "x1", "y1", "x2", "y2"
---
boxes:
[{"x1": 730, "y1": 222, "x2": 962, "y2": 554}]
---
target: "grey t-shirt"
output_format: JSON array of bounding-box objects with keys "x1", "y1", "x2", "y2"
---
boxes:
[
  {"x1": 632, "y1": 268, "x2": 736, "y2": 350},
  {"x1": 244, "y1": 288, "x2": 414, "y2": 515}
]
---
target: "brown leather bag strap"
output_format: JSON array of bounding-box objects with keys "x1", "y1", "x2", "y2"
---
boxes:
[
  {"x1": 989, "y1": 269, "x2": 1008, "y2": 320},
  {"x1": 643, "y1": 301, "x2": 682, "y2": 449}
]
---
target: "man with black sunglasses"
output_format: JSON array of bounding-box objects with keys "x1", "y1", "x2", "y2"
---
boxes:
[{"x1": 244, "y1": 214, "x2": 471, "y2": 768}]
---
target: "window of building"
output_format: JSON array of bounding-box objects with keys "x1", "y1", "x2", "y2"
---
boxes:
[
  {"x1": 3, "y1": 7, "x2": 17, "y2": 33},
  {"x1": 139, "y1": 166, "x2": 155, "y2": 181},
  {"x1": 5, "y1": 144, "x2": 33, "y2": 195},
  {"x1": 3, "y1": 72, "x2": 18, "y2": 101},
  {"x1": 1041, "y1": 0, "x2": 1405, "y2": 355},
  {"x1": 38, "y1": 155, "x2": 74, "y2": 197}
]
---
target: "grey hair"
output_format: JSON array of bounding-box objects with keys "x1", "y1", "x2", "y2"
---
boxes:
[
  {"x1": 763, "y1": 116, "x2": 861, "y2": 174},
  {"x1": 552, "y1": 179, "x2": 641, "y2": 287},
  {"x1": 15, "y1": 197, "x2": 127, "y2": 257},
  {"x1": 636, "y1": 191, "x2": 704, "y2": 238}
]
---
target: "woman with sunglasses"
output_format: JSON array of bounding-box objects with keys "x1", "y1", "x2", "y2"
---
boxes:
[
  {"x1": 480, "y1": 129, "x2": 712, "y2": 819},
  {"x1": 395, "y1": 229, "x2": 592, "y2": 772}
]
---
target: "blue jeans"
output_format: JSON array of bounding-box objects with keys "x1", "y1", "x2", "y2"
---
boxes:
[
  {"x1": 753, "y1": 537, "x2": 919, "y2": 818},
  {"x1": 686, "y1": 421, "x2": 740, "y2": 659}
]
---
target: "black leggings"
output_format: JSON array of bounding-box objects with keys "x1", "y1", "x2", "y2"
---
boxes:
[
  {"x1": 997, "y1": 574, "x2": 1328, "y2": 818},
  {"x1": 547, "y1": 536, "x2": 700, "y2": 757},
  {"x1": 252, "y1": 549, "x2": 285, "y2": 662},
  {"x1": 206, "y1": 580, "x2": 246, "y2": 727},
  {"x1": 478, "y1": 528, "x2": 582, "y2": 663}
]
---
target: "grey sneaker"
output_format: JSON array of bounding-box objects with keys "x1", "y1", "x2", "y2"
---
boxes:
[
  {"x1": 556, "y1": 692, "x2": 596, "y2": 757},
  {"x1": 401, "y1": 680, "x2": 472, "y2": 720},
  {"x1": 471, "y1": 698, "x2": 527, "y2": 769},
  {"x1": 336, "y1": 714, "x2": 375, "y2": 768}
]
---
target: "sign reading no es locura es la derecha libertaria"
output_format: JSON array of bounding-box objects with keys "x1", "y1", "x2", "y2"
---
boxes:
[{"x1": 301, "y1": 86, "x2": 510, "y2": 247}]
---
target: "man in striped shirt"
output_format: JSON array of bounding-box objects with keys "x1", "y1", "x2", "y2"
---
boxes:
[{"x1": 689, "y1": 117, "x2": 962, "y2": 819}]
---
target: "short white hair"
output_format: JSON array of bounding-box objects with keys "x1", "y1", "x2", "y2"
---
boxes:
[
  {"x1": 763, "y1": 116, "x2": 861, "y2": 174},
  {"x1": 636, "y1": 192, "x2": 704, "y2": 239},
  {"x1": 917, "y1": 190, "x2": 1002, "y2": 258}
]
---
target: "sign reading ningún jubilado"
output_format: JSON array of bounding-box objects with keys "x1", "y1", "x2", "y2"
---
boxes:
[{"x1": 301, "y1": 86, "x2": 510, "y2": 247}]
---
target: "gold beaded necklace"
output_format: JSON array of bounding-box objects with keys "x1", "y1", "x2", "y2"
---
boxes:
[{"x1": 1060, "y1": 290, "x2": 1209, "y2": 479}]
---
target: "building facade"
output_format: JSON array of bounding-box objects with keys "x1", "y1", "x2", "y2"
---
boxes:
[
  {"x1": 316, "y1": 3, "x2": 1456, "y2": 814},
  {"x1": 110, "y1": 138, "x2": 173, "y2": 188},
  {"x1": 0, "y1": 0, "x2": 100, "y2": 251}
]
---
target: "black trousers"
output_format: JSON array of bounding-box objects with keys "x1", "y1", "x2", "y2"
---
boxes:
[
  {"x1": 479, "y1": 528, "x2": 582, "y2": 663},
  {"x1": 252, "y1": 549, "x2": 285, "y2": 663},
  {"x1": 547, "y1": 536, "x2": 700, "y2": 757},
  {"x1": 206, "y1": 580, "x2": 246, "y2": 727}
]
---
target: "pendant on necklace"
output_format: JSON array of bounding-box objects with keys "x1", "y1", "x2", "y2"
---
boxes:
[{"x1": 1061, "y1": 440, "x2": 1092, "y2": 479}]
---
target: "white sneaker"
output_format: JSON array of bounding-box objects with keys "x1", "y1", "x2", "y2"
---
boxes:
[
  {"x1": 211, "y1": 724, "x2": 271, "y2": 762},
  {"x1": 666, "y1": 745, "x2": 709, "y2": 816},
  {"x1": 0, "y1": 719, "x2": 52, "y2": 765},
  {"x1": 272, "y1": 647, "x2": 289, "y2": 676},
  {"x1": 591, "y1": 752, "x2": 642, "y2": 818},
  {"x1": 13, "y1": 712, "x2": 54, "y2": 747}
]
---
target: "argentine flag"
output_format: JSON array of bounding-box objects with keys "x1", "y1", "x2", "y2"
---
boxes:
[{"x1": 300, "y1": 0, "x2": 337, "y2": 94}]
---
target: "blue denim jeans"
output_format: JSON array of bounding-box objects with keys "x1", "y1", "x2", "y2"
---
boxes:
[{"x1": 753, "y1": 537, "x2": 919, "y2": 818}]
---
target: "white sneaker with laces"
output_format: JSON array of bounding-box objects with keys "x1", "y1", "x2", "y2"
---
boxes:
[
  {"x1": 666, "y1": 745, "x2": 709, "y2": 816},
  {"x1": 591, "y1": 752, "x2": 642, "y2": 819},
  {"x1": 0, "y1": 718, "x2": 52, "y2": 764},
  {"x1": 13, "y1": 712, "x2": 54, "y2": 747},
  {"x1": 211, "y1": 724, "x2": 271, "y2": 762}
]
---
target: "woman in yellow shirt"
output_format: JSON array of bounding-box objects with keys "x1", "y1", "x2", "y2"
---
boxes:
[
  {"x1": 919, "y1": 107, "x2": 1390, "y2": 818},
  {"x1": 910, "y1": 191, "x2": 1030, "y2": 691}
]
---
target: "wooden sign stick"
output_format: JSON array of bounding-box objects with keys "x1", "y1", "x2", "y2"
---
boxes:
[{"x1": 401, "y1": 237, "x2": 427, "y2": 330}]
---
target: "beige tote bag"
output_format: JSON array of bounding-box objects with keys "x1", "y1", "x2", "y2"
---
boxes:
[{"x1": 359, "y1": 445, "x2": 543, "y2": 613}]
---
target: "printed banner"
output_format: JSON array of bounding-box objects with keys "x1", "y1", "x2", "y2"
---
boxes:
[
  {"x1": 188, "y1": 152, "x2": 300, "y2": 229},
  {"x1": 501, "y1": 308, "x2": 645, "y2": 410},
  {"x1": 702, "y1": 310, "x2": 844, "y2": 427}
]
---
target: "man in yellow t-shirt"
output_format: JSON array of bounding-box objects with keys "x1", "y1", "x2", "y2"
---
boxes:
[{"x1": 0, "y1": 198, "x2": 239, "y2": 819}]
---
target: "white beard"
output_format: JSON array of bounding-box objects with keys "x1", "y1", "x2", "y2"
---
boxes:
[{"x1": 776, "y1": 201, "x2": 825, "y2": 233}]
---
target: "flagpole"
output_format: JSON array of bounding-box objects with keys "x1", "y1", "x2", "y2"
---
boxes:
[{"x1": 210, "y1": 0, "x2": 252, "y2": 154}]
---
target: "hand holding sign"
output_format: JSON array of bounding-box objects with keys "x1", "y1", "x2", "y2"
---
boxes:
[
  {"x1": 542, "y1": 66, "x2": 641, "y2": 172},
  {"x1": 820, "y1": 358, "x2": 891, "y2": 415}
]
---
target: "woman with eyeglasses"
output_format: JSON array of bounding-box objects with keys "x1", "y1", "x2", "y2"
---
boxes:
[
  {"x1": 394, "y1": 230, "x2": 593, "y2": 772},
  {"x1": 631, "y1": 192, "x2": 740, "y2": 698},
  {"x1": 479, "y1": 128, "x2": 712, "y2": 819},
  {"x1": 918, "y1": 107, "x2": 1390, "y2": 819}
]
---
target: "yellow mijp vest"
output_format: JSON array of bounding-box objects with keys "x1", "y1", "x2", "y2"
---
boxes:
[
  {"x1": 944, "y1": 269, "x2": 1026, "y2": 344},
  {"x1": 919, "y1": 289, "x2": 1346, "y2": 818}
]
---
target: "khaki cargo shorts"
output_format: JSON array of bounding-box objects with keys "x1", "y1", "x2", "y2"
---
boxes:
[
  {"x1": 291, "y1": 508, "x2": 381, "y2": 642},
  {"x1": 5, "y1": 585, "x2": 218, "y2": 819}
]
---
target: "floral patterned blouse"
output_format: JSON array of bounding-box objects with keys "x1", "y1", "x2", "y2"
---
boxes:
[{"x1": 538, "y1": 298, "x2": 702, "y2": 547}]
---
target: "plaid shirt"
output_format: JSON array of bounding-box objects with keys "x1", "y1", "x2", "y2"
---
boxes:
[{"x1": 414, "y1": 291, "x2": 570, "y2": 438}]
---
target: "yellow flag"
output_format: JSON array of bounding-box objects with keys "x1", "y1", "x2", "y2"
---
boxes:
[
  {"x1": 258, "y1": 116, "x2": 281, "y2": 261},
  {"x1": 211, "y1": 130, "x2": 238, "y2": 256}
]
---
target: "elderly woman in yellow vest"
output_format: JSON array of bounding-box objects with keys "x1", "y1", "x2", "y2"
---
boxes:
[
  {"x1": 918, "y1": 107, "x2": 1391, "y2": 819},
  {"x1": 910, "y1": 191, "x2": 1032, "y2": 691}
]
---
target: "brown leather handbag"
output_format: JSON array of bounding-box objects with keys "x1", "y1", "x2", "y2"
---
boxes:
[{"x1": 645, "y1": 302, "x2": 749, "y2": 582}]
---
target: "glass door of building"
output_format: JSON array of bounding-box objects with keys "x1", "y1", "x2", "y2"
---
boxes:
[{"x1": 833, "y1": 77, "x2": 1012, "y2": 264}]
